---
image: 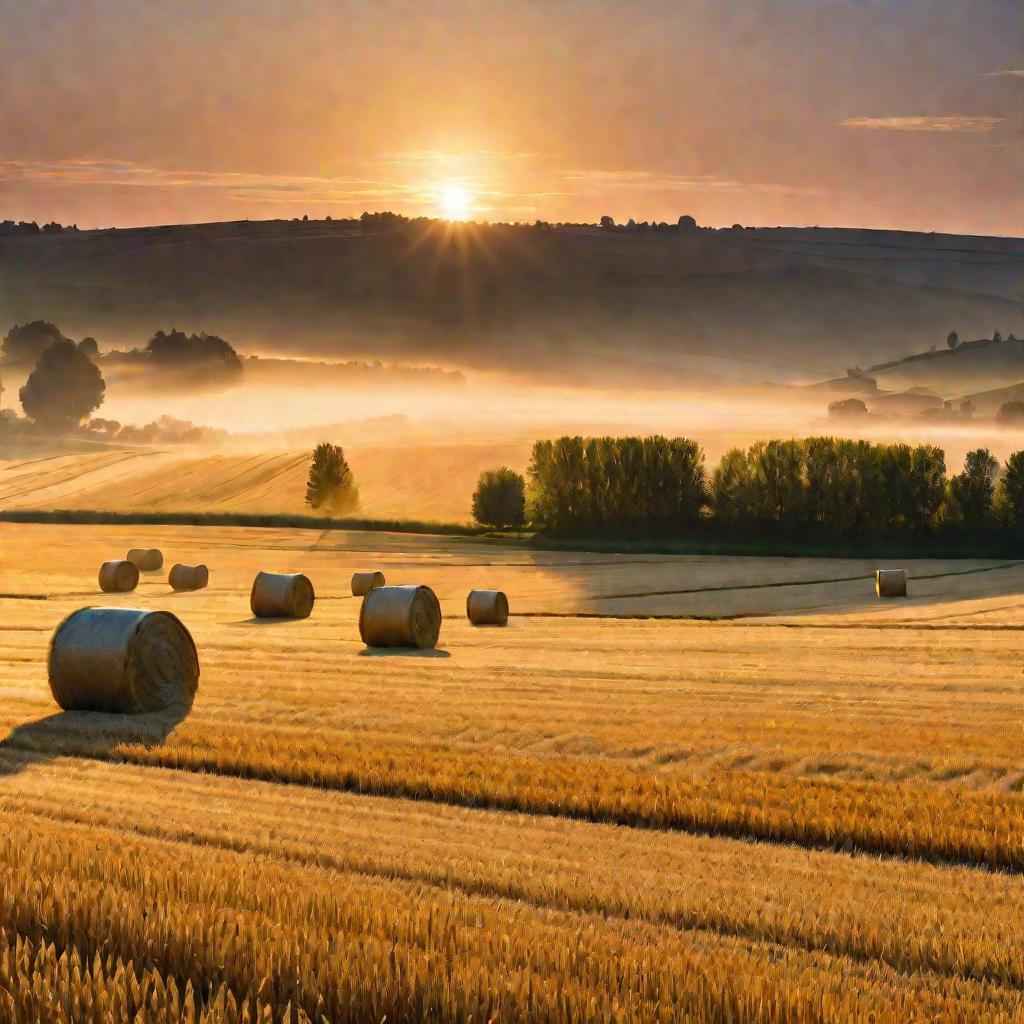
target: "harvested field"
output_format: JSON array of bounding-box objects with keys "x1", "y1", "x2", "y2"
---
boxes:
[
  {"x1": 0, "y1": 441, "x2": 534, "y2": 522},
  {"x1": 2, "y1": 521, "x2": 1024, "y2": 1020}
]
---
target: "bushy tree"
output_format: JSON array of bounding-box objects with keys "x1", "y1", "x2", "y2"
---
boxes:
[
  {"x1": 827, "y1": 397, "x2": 868, "y2": 420},
  {"x1": 19, "y1": 340, "x2": 105, "y2": 432},
  {"x1": 998, "y1": 451, "x2": 1024, "y2": 530},
  {"x1": 527, "y1": 436, "x2": 705, "y2": 535},
  {"x1": 945, "y1": 448, "x2": 999, "y2": 529},
  {"x1": 145, "y1": 329, "x2": 243, "y2": 380},
  {"x1": 472, "y1": 467, "x2": 527, "y2": 529},
  {"x1": 2, "y1": 321, "x2": 67, "y2": 365},
  {"x1": 747, "y1": 439, "x2": 805, "y2": 527},
  {"x1": 997, "y1": 401, "x2": 1024, "y2": 426},
  {"x1": 305, "y1": 443, "x2": 359, "y2": 515},
  {"x1": 709, "y1": 448, "x2": 754, "y2": 525}
]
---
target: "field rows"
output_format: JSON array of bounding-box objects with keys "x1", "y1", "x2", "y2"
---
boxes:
[
  {"x1": 4, "y1": 750, "x2": 1024, "y2": 990},
  {"x1": 3, "y1": 790, "x2": 1024, "y2": 1022}
]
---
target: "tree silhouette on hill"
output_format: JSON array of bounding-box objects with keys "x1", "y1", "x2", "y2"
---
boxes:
[{"x1": 19, "y1": 340, "x2": 105, "y2": 433}]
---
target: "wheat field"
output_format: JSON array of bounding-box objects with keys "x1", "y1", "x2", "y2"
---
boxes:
[{"x1": 2, "y1": 521, "x2": 1024, "y2": 1021}]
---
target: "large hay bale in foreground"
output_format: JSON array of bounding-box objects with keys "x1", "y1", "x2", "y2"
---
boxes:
[
  {"x1": 876, "y1": 568, "x2": 907, "y2": 598},
  {"x1": 127, "y1": 548, "x2": 164, "y2": 572},
  {"x1": 250, "y1": 571, "x2": 315, "y2": 618},
  {"x1": 351, "y1": 570, "x2": 386, "y2": 596},
  {"x1": 467, "y1": 589, "x2": 509, "y2": 626},
  {"x1": 169, "y1": 563, "x2": 209, "y2": 592},
  {"x1": 48, "y1": 607, "x2": 199, "y2": 714},
  {"x1": 98, "y1": 559, "x2": 139, "y2": 593},
  {"x1": 359, "y1": 585, "x2": 442, "y2": 649}
]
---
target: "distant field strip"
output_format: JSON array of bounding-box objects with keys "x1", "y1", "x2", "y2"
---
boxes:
[{"x1": 0, "y1": 443, "x2": 533, "y2": 521}]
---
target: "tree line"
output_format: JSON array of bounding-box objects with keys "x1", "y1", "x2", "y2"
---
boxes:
[{"x1": 471, "y1": 435, "x2": 1024, "y2": 536}]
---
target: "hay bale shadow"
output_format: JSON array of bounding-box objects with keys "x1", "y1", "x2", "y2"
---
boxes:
[
  {"x1": 0, "y1": 704, "x2": 190, "y2": 779},
  {"x1": 359, "y1": 647, "x2": 451, "y2": 658},
  {"x1": 228, "y1": 616, "x2": 310, "y2": 625}
]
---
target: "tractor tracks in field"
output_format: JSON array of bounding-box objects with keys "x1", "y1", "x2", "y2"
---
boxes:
[{"x1": 581, "y1": 560, "x2": 1024, "y2": 604}]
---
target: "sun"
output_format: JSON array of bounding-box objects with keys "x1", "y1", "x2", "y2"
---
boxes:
[{"x1": 439, "y1": 184, "x2": 471, "y2": 221}]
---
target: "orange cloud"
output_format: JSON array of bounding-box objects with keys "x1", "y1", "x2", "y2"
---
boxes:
[{"x1": 840, "y1": 116, "x2": 1004, "y2": 133}]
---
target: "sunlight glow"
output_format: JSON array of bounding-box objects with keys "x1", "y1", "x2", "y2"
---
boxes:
[{"x1": 439, "y1": 184, "x2": 471, "y2": 221}]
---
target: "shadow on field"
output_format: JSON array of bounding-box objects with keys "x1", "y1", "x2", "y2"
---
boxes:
[
  {"x1": 359, "y1": 647, "x2": 451, "y2": 658},
  {"x1": 0, "y1": 704, "x2": 190, "y2": 779},
  {"x1": 228, "y1": 616, "x2": 314, "y2": 625}
]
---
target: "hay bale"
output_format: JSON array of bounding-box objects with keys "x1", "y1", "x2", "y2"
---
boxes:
[
  {"x1": 127, "y1": 548, "x2": 164, "y2": 572},
  {"x1": 359, "y1": 585, "x2": 442, "y2": 649},
  {"x1": 876, "y1": 568, "x2": 907, "y2": 598},
  {"x1": 98, "y1": 559, "x2": 140, "y2": 593},
  {"x1": 466, "y1": 589, "x2": 509, "y2": 626},
  {"x1": 169, "y1": 563, "x2": 209, "y2": 592},
  {"x1": 250, "y1": 571, "x2": 315, "y2": 618},
  {"x1": 48, "y1": 607, "x2": 199, "y2": 714},
  {"x1": 351, "y1": 570, "x2": 386, "y2": 596}
]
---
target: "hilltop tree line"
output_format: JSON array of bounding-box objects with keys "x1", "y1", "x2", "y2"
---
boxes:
[
  {"x1": 0, "y1": 220, "x2": 79, "y2": 237},
  {"x1": 471, "y1": 436, "x2": 1024, "y2": 536}
]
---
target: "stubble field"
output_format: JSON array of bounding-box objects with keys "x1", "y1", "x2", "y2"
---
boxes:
[{"x1": 2, "y1": 522, "x2": 1024, "y2": 1021}]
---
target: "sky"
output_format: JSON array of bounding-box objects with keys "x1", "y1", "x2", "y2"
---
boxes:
[{"x1": 0, "y1": 0, "x2": 1020, "y2": 234}]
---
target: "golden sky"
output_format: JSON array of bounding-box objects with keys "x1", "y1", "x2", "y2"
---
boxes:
[{"x1": 1, "y1": 0, "x2": 1020, "y2": 234}]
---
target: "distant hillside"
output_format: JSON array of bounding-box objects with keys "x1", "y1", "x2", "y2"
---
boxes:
[{"x1": 1, "y1": 218, "x2": 1019, "y2": 387}]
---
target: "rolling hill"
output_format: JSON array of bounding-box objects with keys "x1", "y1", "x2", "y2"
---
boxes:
[{"x1": 1, "y1": 218, "x2": 1020, "y2": 387}]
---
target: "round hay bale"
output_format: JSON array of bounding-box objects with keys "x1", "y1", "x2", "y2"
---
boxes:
[
  {"x1": 98, "y1": 559, "x2": 140, "y2": 593},
  {"x1": 250, "y1": 571, "x2": 315, "y2": 618},
  {"x1": 359, "y1": 585, "x2": 442, "y2": 649},
  {"x1": 466, "y1": 589, "x2": 509, "y2": 626},
  {"x1": 169, "y1": 563, "x2": 209, "y2": 592},
  {"x1": 351, "y1": 570, "x2": 386, "y2": 597},
  {"x1": 876, "y1": 568, "x2": 907, "y2": 598},
  {"x1": 48, "y1": 607, "x2": 199, "y2": 714},
  {"x1": 127, "y1": 548, "x2": 164, "y2": 572}
]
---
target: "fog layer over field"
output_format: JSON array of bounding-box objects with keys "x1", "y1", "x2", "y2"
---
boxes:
[{"x1": 95, "y1": 372, "x2": 1024, "y2": 467}]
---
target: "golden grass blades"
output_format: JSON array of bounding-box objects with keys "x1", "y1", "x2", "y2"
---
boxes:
[
  {"x1": 1, "y1": 757, "x2": 1023, "y2": 990},
  {"x1": 2, "y1": 817, "x2": 1024, "y2": 1023}
]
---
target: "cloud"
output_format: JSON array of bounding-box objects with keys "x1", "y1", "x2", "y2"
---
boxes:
[
  {"x1": 0, "y1": 157, "x2": 428, "y2": 206},
  {"x1": 983, "y1": 70, "x2": 1024, "y2": 78},
  {"x1": 840, "y1": 116, "x2": 1003, "y2": 133},
  {"x1": 562, "y1": 169, "x2": 828, "y2": 197}
]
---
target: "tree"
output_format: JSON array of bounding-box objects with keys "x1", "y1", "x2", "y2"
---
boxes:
[
  {"x1": 305, "y1": 443, "x2": 359, "y2": 514},
  {"x1": 997, "y1": 401, "x2": 1024, "y2": 426},
  {"x1": 472, "y1": 467, "x2": 527, "y2": 530},
  {"x1": 677, "y1": 215, "x2": 697, "y2": 231},
  {"x1": 145, "y1": 329, "x2": 243, "y2": 379},
  {"x1": 828, "y1": 397, "x2": 868, "y2": 420},
  {"x1": 709, "y1": 448, "x2": 753, "y2": 525},
  {"x1": 19, "y1": 340, "x2": 105, "y2": 432},
  {"x1": 947, "y1": 331, "x2": 959, "y2": 350},
  {"x1": 2, "y1": 321, "x2": 67, "y2": 365},
  {"x1": 600, "y1": 215, "x2": 615, "y2": 231},
  {"x1": 946, "y1": 448, "x2": 999, "y2": 529},
  {"x1": 999, "y1": 451, "x2": 1024, "y2": 529}
]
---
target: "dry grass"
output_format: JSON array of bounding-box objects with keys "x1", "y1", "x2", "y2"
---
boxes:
[{"x1": 3, "y1": 522, "x2": 1024, "y2": 1019}]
